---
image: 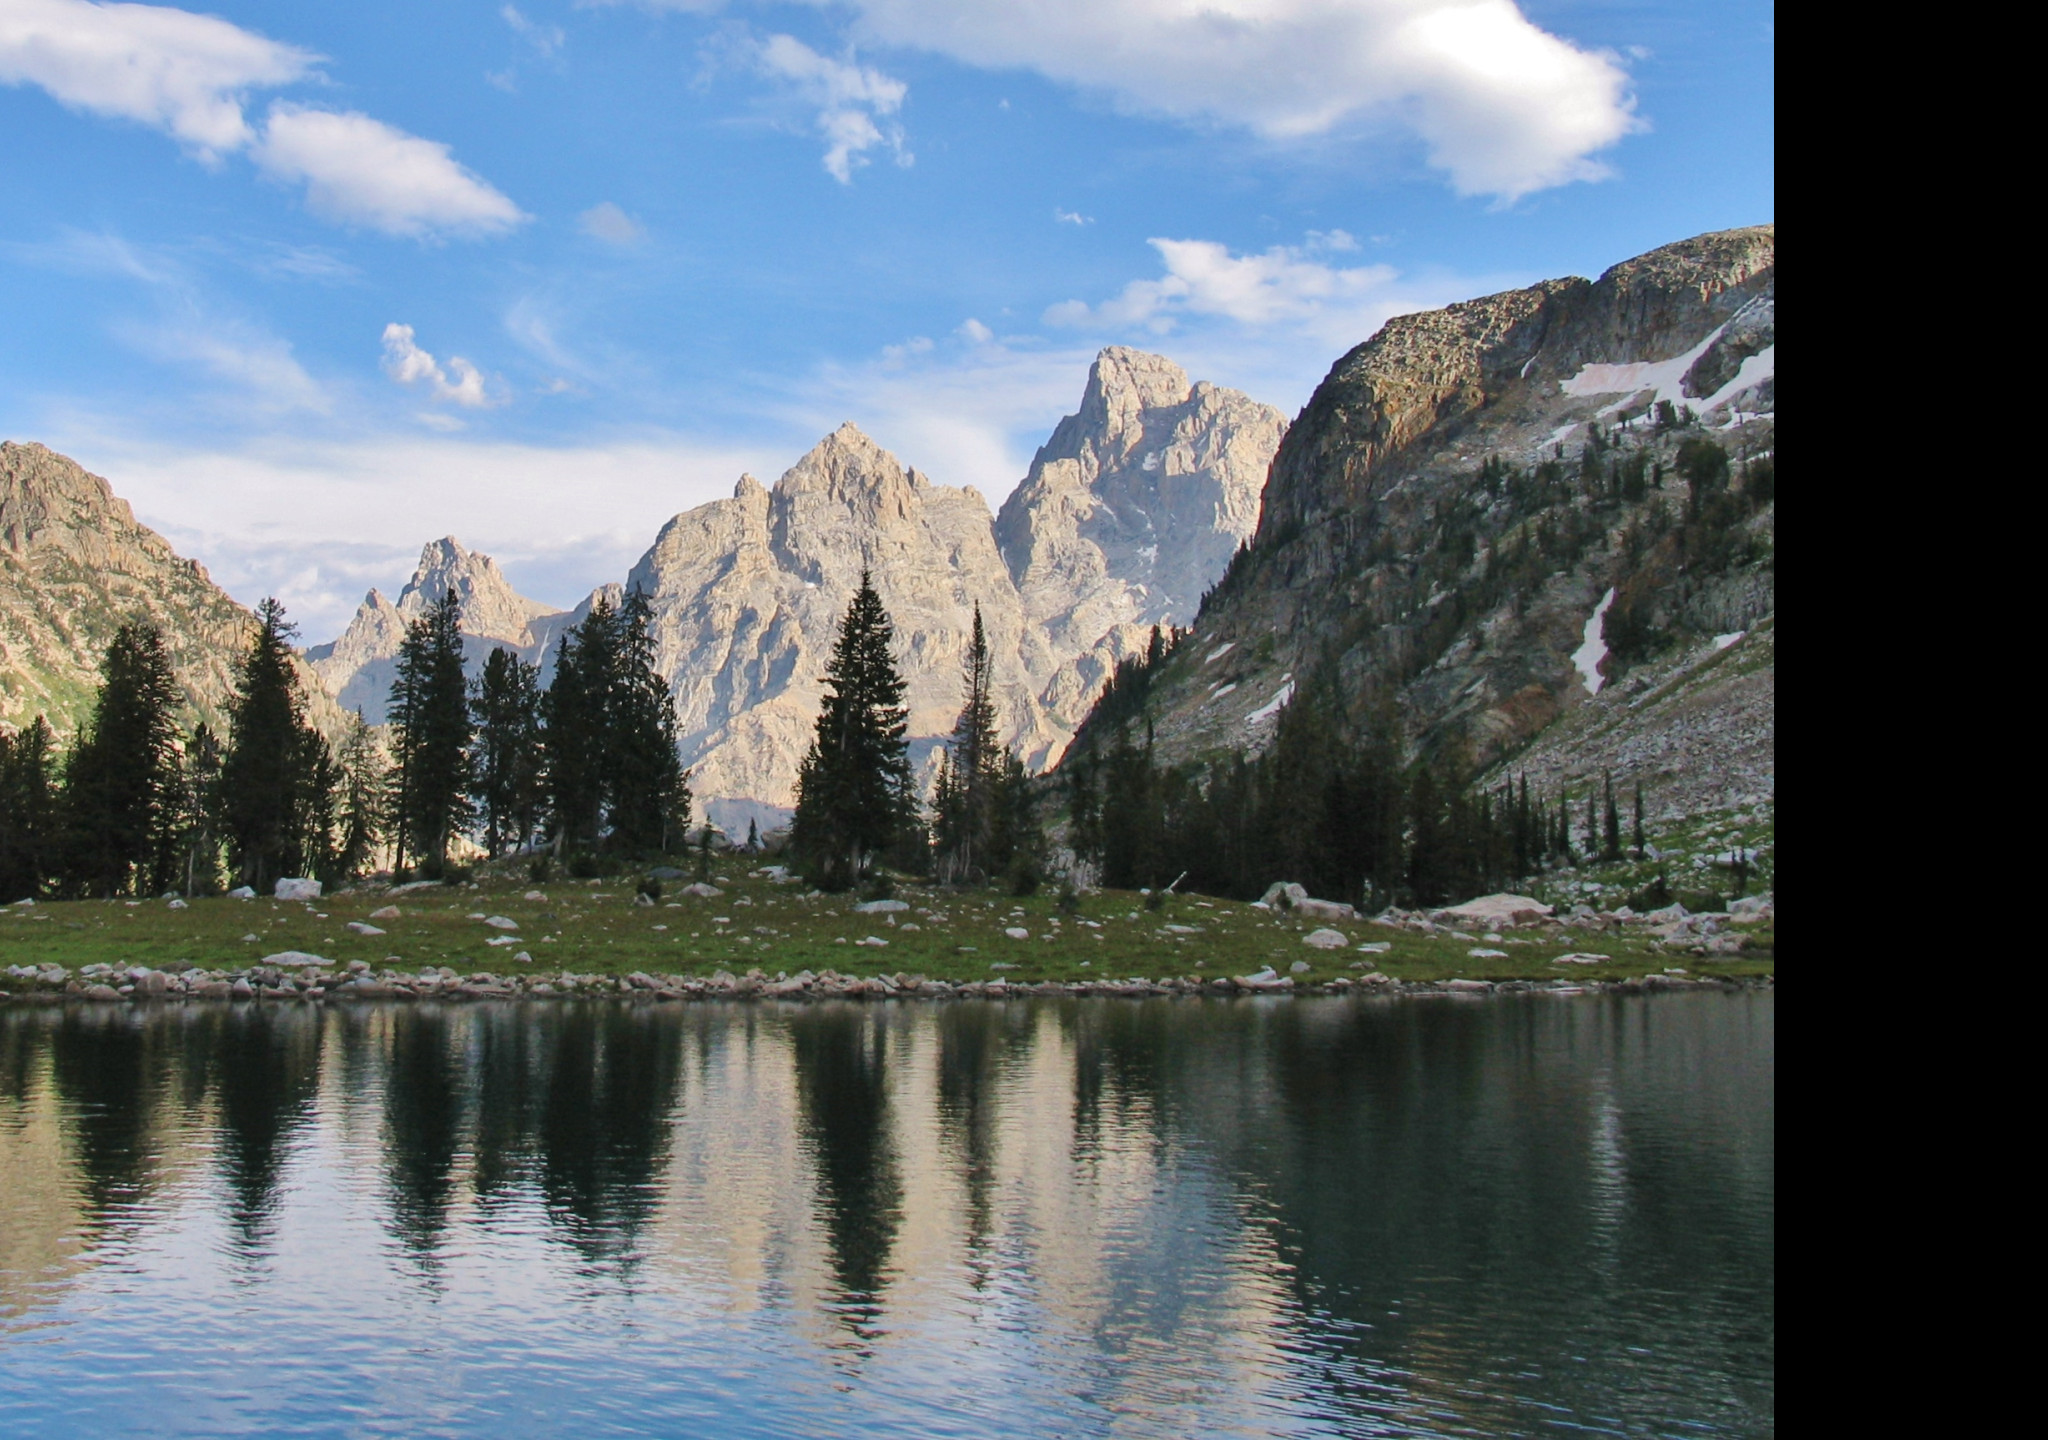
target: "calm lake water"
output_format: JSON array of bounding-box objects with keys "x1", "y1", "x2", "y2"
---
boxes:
[{"x1": 0, "y1": 993, "x2": 1772, "y2": 1438}]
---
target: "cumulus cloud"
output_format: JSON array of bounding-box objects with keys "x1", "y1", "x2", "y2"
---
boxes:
[
  {"x1": 579, "y1": 201, "x2": 645, "y2": 244},
  {"x1": 256, "y1": 106, "x2": 526, "y2": 237},
  {"x1": 834, "y1": 0, "x2": 1636, "y2": 200},
  {"x1": 755, "y1": 33, "x2": 909, "y2": 183},
  {"x1": 1046, "y1": 234, "x2": 1399, "y2": 332},
  {"x1": 0, "y1": 0, "x2": 312, "y2": 156},
  {"x1": 0, "y1": 0, "x2": 524, "y2": 235},
  {"x1": 381, "y1": 323, "x2": 495, "y2": 408}
]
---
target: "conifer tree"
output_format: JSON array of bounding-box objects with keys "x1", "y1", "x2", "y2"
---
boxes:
[
  {"x1": 1633, "y1": 783, "x2": 1646, "y2": 860},
  {"x1": 332, "y1": 713, "x2": 387, "y2": 880},
  {"x1": 0, "y1": 717, "x2": 60, "y2": 900},
  {"x1": 606, "y1": 588, "x2": 688, "y2": 854},
  {"x1": 1602, "y1": 773, "x2": 1622, "y2": 862},
  {"x1": 470, "y1": 647, "x2": 542, "y2": 857},
  {"x1": 542, "y1": 595, "x2": 618, "y2": 854},
  {"x1": 388, "y1": 590, "x2": 473, "y2": 876},
  {"x1": 221, "y1": 599, "x2": 324, "y2": 891},
  {"x1": 62, "y1": 621, "x2": 183, "y2": 896},
  {"x1": 745, "y1": 816, "x2": 760, "y2": 852},
  {"x1": 932, "y1": 604, "x2": 1000, "y2": 883},
  {"x1": 175, "y1": 722, "x2": 226, "y2": 897},
  {"x1": 791, "y1": 571, "x2": 914, "y2": 890}
]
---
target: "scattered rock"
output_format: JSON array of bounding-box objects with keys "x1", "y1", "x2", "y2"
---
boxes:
[
  {"x1": 1467, "y1": 947, "x2": 1508, "y2": 959},
  {"x1": 261, "y1": 951, "x2": 330, "y2": 968},
  {"x1": 680, "y1": 882, "x2": 723, "y2": 898},
  {"x1": 369, "y1": 905, "x2": 401, "y2": 920},
  {"x1": 1004, "y1": 927, "x2": 1030, "y2": 940},
  {"x1": 483, "y1": 915, "x2": 519, "y2": 929},
  {"x1": 346, "y1": 922, "x2": 386, "y2": 936},
  {"x1": 167, "y1": 898, "x2": 188, "y2": 910},
  {"x1": 1302, "y1": 928, "x2": 1349, "y2": 949},
  {"x1": 1436, "y1": 894, "x2": 1552, "y2": 928},
  {"x1": 1551, "y1": 953, "x2": 1610, "y2": 965},
  {"x1": 274, "y1": 877, "x2": 322, "y2": 901},
  {"x1": 854, "y1": 898, "x2": 910, "y2": 914},
  {"x1": 1288, "y1": 959, "x2": 1311, "y2": 974},
  {"x1": 228, "y1": 886, "x2": 256, "y2": 899}
]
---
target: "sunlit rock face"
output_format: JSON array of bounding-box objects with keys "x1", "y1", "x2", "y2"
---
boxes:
[
  {"x1": 302, "y1": 350, "x2": 1285, "y2": 830},
  {"x1": 0, "y1": 441, "x2": 347, "y2": 739},
  {"x1": 306, "y1": 537, "x2": 573, "y2": 724}
]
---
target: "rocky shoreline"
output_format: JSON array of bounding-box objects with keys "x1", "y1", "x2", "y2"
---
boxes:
[{"x1": 1, "y1": 959, "x2": 1771, "y2": 1005}]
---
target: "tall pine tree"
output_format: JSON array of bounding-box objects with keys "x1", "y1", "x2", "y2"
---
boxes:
[
  {"x1": 388, "y1": 590, "x2": 473, "y2": 876},
  {"x1": 470, "y1": 647, "x2": 542, "y2": 857},
  {"x1": 221, "y1": 599, "x2": 325, "y2": 890},
  {"x1": 931, "y1": 604, "x2": 1000, "y2": 883},
  {"x1": 0, "y1": 717, "x2": 60, "y2": 900},
  {"x1": 332, "y1": 713, "x2": 386, "y2": 879},
  {"x1": 606, "y1": 588, "x2": 689, "y2": 854},
  {"x1": 62, "y1": 621, "x2": 183, "y2": 896},
  {"x1": 791, "y1": 572, "x2": 914, "y2": 890},
  {"x1": 542, "y1": 594, "x2": 619, "y2": 855}
]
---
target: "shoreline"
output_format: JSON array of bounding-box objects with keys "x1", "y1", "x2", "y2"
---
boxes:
[{"x1": 2, "y1": 967, "x2": 1774, "y2": 1005}]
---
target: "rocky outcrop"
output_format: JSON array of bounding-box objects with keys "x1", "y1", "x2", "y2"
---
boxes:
[
  {"x1": 996, "y1": 348, "x2": 1284, "y2": 731},
  {"x1": 1108, "y1": 226, "x2": 1775, "y2": 818},
  {"x1": 306, "y1": 537, "x2": 569, "y2": 722},
  {"x1": 0, "y1": 442, "x2": 345, "y2": 738}
]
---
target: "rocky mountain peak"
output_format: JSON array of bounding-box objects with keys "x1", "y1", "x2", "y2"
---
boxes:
[
  {"x1": 1069, "y1": 347, "x2": 1197, "y2": 457},
  {"x1": 1, "y1": 441, "x2": 345, "y2": 738}
]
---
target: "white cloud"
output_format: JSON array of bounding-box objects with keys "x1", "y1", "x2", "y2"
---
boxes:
[
  {"x1": 755, "y1": 33, "x2": 908, "y2": 183},
  {"x1": 0, "y1": 0, "x2": 312, "y2": 157},
  {"x1": 579, "y1": 201, "x2": 645, "y2": 244},
  {"x1": 1054, "y1": 208, "x2": 1093, "y2": 226},
  {"x1": 256, "y1": 105, "x2": 526, "y2": 237},
  {"x1": 123, "y1": 319, "x2": 328, "y2": 412},
  {"x1": 836, "y1": 0, "x2": 1637, "y2": 200},
  {"x1": 69, "y1": 430, "x2": 774, "y2": 639},
  {"x1": 0, "y1": 1, "x2": 524, "y2": 235},
  {"x1": 1046, "y1": 235, "x2": 1399, "y2": 333},
  {"x1": 381, "y1": 323, "x2": 496, "y2": 408},
  {"x1": 956, "y1": 317, "x2": 994, "y2": 344}
]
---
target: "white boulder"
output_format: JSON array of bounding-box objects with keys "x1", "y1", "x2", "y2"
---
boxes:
[
  {"x1": 260, "y1": 951, "x2": 330, "y2": 968},
  {"x1": 854, "y1": 899, "x2": 909, "y2": 914},
  {"x1": 1435, "y1": 894, "x2": 1553, "y2": 928},
  {"x1": 1302, "y1": 928, "x2": 1349, "y2": 949},
  {"x1": 274, "y1": 878, "x2": 322, "y2": 901}
]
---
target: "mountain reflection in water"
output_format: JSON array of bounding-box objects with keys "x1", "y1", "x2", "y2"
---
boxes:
[{"x1": 0, "y1": 994, "x2": 1773, "y2": 1437}]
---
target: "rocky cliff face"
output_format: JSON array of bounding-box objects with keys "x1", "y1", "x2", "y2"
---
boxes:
[
  {"x1": 996, "y1": 347, "x2": 1284, "y2": 731},
  {"x1": 305, "y1": 349, "x2": 1284, "y2": 832},
  {"x1": 1109, "y1": 226, "x2": 1776, "y2": 817},
  {"x1": 306, "y1": 537, "x2": 570, "y2": 722},
  {"x1": 0, "y1": 441, "x2": 345, "y2": 739}
]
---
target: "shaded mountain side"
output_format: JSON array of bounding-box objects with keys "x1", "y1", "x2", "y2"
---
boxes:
[
  {"x1": 0, "y1": 442, "x2": 348, "y2": 741},
  {"x1": 1079, "y1": 226, "x2": 1775, "y2": 819}
]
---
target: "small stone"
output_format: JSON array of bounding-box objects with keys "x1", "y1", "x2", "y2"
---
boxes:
[
  {"x1": 167, "y1": 898, "x2": 188, "y2": 910},
  {"x1": 1302, "y1": 929, "x2": 1349, "y2": 949},
  {"x1": 680, "y1": 882, "x2": 723, "y2": 898},
  {"x1": 228, "y1": 886, "x2": 256, "y2": 899},
  {"x1": 483, "y1": 915, "x2": 519, "y2": 930},
  {"x1": 1467, "y1": 947, "x2": 1509, "y2": 959},
  {"x1": 369, "y1": 905, "x2": 401, "y2": 920},
  {"x1": 854, "y1": 899, "x2": 909, "y2": 914},
  {"x1": 524, "y1": 890, "x2": 548, "y2": 902},
  {"x1": 1004, "y1": 927, "x2": 1029, "y2": 940},
  {"x1": 1289, "y1": 959, "x2": 1311, "y2": 974},
  {"x1": 347, "y1": 921, "x2": 386, "y2": 936},
  {"x1": 273, "y1": 877, "x2": 322, "y2": 902}
]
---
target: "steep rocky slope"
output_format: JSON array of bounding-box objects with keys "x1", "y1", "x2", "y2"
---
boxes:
[
  {"x1": 1111, "y1": 225, "x2": 1775, "y2": 817},
  {"x1": 995, "y1": 348, "x2": 1283, "y2": 729},
  {"x1": 306, "y1": 538, "x2": 573, "y2": 722},
  {"x1": 0, "y1": 442, "x2": 345, "y2": 739}
]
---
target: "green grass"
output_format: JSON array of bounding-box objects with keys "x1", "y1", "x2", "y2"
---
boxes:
[{"x1": 1, "y1": 868, "x2": 1772, "y2": 987}]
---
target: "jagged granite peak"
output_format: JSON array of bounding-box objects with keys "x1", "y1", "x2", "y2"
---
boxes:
[
  {"x1": 1109, "y1": 226, "x2": 1775, "y2": 817},
  {"x1": 995, "y1": 347, "x2": 1285, "y2": 732},
  {"x1": 627, "y1": 425, "x2": 1057, "y2": 834},
  {"x1": 0, "y1": 441, "x2": 346, "y2": 738},
  {"x1": 308, "y1": 536, "x2": 567, "y2": 722}
]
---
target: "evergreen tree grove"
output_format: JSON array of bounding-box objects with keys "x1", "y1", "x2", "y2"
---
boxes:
[
  {"x1": 61, "y1": 621, "x2": 183, "y2": 897},
  {"x1": 0, "y1": 717, "x2": 60, "y2": 900},
  {"x1": 470, "y1": 647, "x2": 542, "y2": 857},
  {"x1": 388, "y1": 590, "x2": 473, "y2": 876},
  {"x1": 791, "y1": 571, "x2": 915, "y2": 890}
]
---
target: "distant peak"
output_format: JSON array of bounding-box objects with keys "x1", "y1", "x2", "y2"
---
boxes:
[{"x1": 734, "y1": 473, "x2": 764, "y2": 499}]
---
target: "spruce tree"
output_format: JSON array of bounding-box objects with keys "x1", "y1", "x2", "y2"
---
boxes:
[
  {"x1": 470, "y1": 647, "x2": 542, "y2": 857},
  {"x1": 333, "y1": 713, "x2": 387, "y2": 879},
  {"x1": 745, "y1": 817, "x2": 760, "y2": 852},
  {"x1": 542, "y1": 595, "x2": 618, "y2": 855},
  {"x1": 932, "y1": 604, "x2": 1000, "y2": 883},
  {"x1": 791, "y1": 572, "x2": 914, "y2": 890},
  {"x1": 175, "y1": 722, "x2": 226, "y2": 897},
  {"x1": 1633, "y1": 783, "x2": 1646, "y2": 860},
  {"x1": 0, "y1": 717, "x2": 60, "y2": 900},
  {"x1": 220, "y1": 599, "x2": 324, "y2": 889},
  {"x1": 62, "y1": 621, "x2": 184, "y2": 896},
  {"x1": 388, "y1": 590, "x2": 473, "y2": 876},
  {"x1": 606, "y1": 588, "x2": 688, "y2": 854},
  {"x1": 1602, "y1": 773, "x2": 1622, "y2": 862}
]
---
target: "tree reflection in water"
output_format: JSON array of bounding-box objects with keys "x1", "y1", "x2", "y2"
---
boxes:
[{"x1": 789, "y1": 1003, "x2": 903, "y2": 1341}]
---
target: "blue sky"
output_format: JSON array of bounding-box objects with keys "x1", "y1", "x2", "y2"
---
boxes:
[{"x1": 1, "y1": 0, "x2": 1773, "y2": 640}]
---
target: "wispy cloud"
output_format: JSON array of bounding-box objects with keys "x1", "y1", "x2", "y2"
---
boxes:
[
  {"x1": 257, "y1": 106, "x2": 526, "y2": 238},
  {"x1": 579, "y1": 201, "x2": 645, "y2": 244},
  {"x1": 381, "y1": 323, "x2": 496, "y2": 407},
  {"x1": 754, "y1": 34, "x2": 909, "y2": 183},
  {"x1": 1046, "y1": 233, "x2": 1399, "y2": 334}
]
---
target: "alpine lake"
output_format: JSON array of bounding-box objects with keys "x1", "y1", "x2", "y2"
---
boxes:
[{"x1": 1, "y1": 879, "x2": 1773, "y2": 1438}]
